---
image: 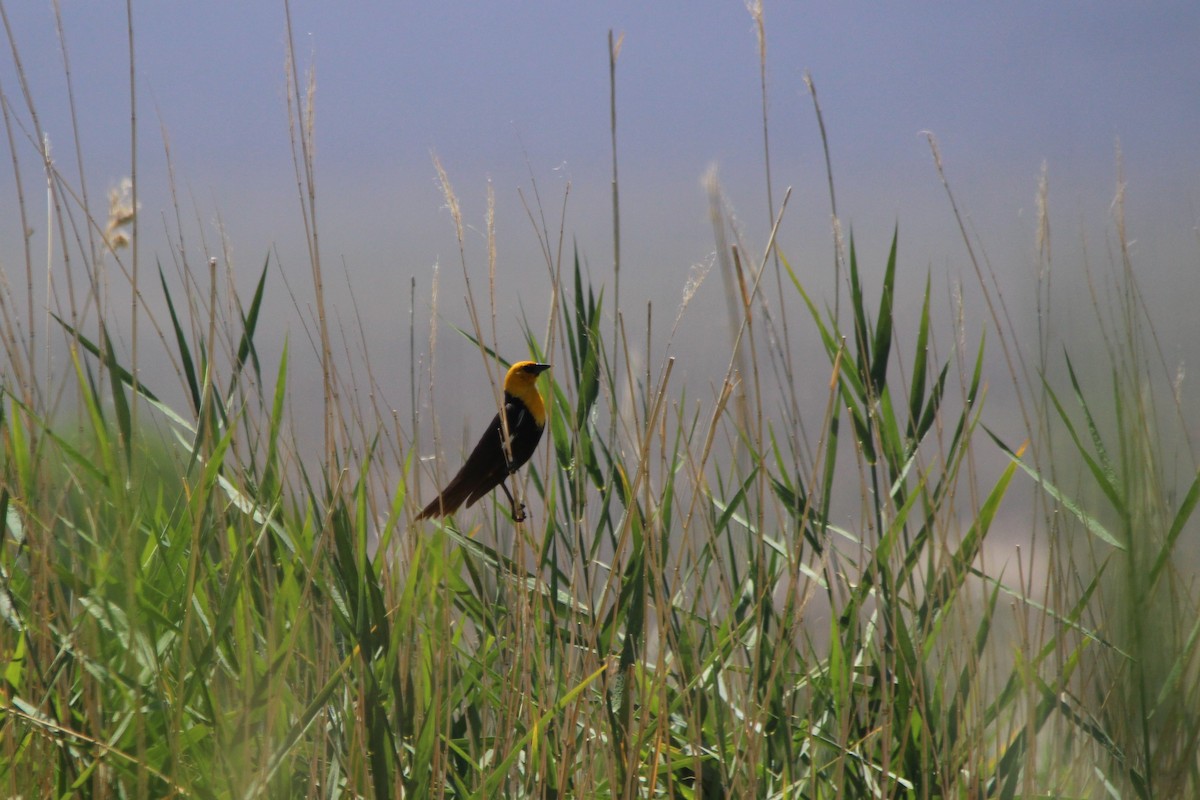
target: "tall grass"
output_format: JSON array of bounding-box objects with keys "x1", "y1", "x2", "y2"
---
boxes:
[{"x1": 2, "y1": 7, "x2": 1199, "y2": 799}]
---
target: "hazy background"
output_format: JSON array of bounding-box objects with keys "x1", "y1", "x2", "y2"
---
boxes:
[{"x1": 3, "y1": 2, "x2": 1199, "y2": 468}]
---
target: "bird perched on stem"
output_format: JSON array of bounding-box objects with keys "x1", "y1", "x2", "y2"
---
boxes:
[{"x1": 417, "y1": 360, "x2": 551, "y2": 522}]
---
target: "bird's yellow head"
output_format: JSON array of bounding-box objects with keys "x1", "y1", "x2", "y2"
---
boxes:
[{"x1": 503, "y1": 360, "x2": 551, "y2": 425}]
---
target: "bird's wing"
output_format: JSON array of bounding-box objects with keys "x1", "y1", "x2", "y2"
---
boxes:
[{"x1": 500, "y1": 398, "x2": 544, "y2": 471}]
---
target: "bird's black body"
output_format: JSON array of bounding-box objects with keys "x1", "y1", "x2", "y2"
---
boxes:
[{"x1": 417, "y1": 361, "x2": 550, "y2": 521}]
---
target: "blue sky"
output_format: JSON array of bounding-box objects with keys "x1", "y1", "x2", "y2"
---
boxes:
[{"x1": 3, "y1": 2, "x2": 1199, "y2": 432}]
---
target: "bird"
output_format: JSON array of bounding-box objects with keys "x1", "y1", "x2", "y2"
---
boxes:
[{"x1": 417, "y1": 360, "x2": 551, "y2": 522}]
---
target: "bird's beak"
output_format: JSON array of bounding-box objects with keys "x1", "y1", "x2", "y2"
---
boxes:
[{"x1": 529, "y1": 363, "x2": 552, "y2": 375}]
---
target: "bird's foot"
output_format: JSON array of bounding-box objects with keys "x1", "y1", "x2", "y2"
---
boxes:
[{"x1": 511, "y1": 503, "x2": 528, "y2": 523}]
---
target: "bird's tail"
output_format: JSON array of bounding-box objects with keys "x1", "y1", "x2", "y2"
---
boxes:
[{"x1": 415, "y1": 480, "x2": 472, "y2": 520}]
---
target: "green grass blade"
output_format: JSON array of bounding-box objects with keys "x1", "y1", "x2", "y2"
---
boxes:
[
  {"x1": 988, "y1": 427, "x2": 1124, "y2": 550},
  {"x1": 158, "y1": 260, "x2": 202, "y2": 414},
  {"x1": 868, "y1": 226, "x2": 898, "y2": 394}
]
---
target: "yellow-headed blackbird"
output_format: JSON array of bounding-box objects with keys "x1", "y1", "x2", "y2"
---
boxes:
[{"x1": 417, "y1": 360, "x2": 551, "y2": 522}]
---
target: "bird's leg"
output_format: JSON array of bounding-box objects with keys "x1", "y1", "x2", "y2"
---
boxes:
[{"x1": 498, "y1": 480, "x2": 526, "y2": 522}]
